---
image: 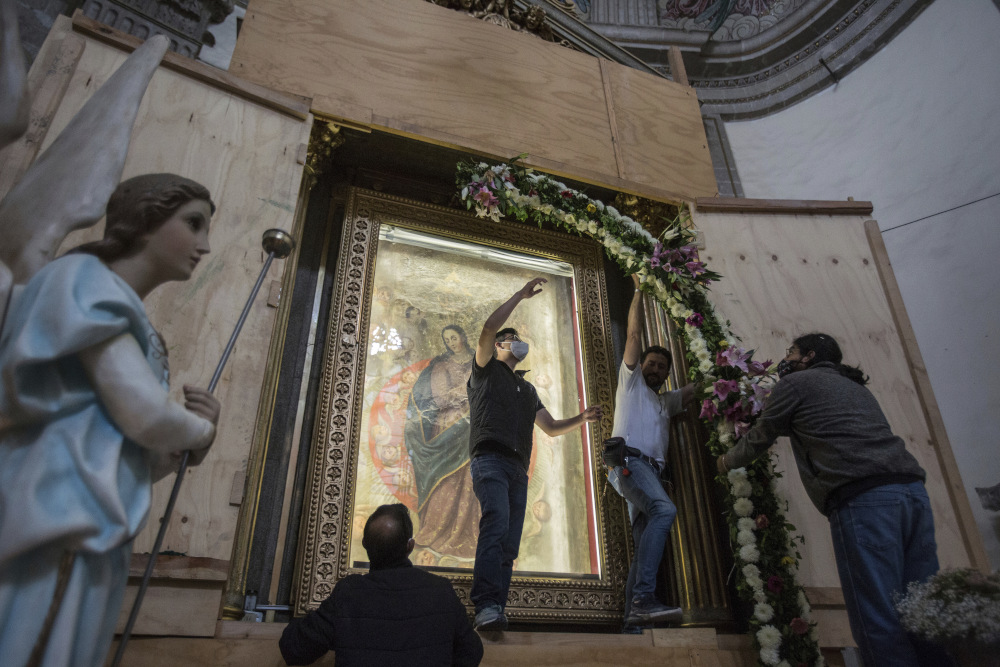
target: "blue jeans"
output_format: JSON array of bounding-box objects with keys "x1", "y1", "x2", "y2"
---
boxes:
[
  {"x1": 470, "y1": 453, "x2": 529, "y2": 612},
  {"x1": 608, "y1": 458, "x2": 677, "y2": 617},
  {"x1": 829, "y1": 481, "x2": 951, "y2": 667}
]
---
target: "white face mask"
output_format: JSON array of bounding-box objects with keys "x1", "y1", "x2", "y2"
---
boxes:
[{"x1": 500, "y1": 340, "x2": 530, "y2": 361}]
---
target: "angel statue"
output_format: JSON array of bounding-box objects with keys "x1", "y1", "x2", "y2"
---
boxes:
[{"x1": 0, "y1": 3, "x2": 221, "y2": 665}]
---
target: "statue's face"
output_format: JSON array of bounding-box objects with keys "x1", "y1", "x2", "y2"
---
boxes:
[{"x1": 141, "y1": 198, "x2": 212, "y2": 282}]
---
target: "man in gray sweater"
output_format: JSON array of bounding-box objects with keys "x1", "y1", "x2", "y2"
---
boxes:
[{"x1": 717, "y1": 333, "x2": 947, "y2": 667}]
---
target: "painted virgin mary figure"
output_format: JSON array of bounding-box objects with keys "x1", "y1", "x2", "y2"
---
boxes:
[{"x1": 405, "y1": 324, "x2": 480, "y2": 559}]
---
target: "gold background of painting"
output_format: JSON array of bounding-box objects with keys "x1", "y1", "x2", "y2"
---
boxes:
[
  {"x1": 352, "y1": 229, "x2": 593, "y2": 575},
  {"x1": 294, "y1": 188, "x2": 628, "y2": 622}
]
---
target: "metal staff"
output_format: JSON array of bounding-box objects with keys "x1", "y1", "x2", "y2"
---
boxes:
[{"x1": 111, "y1": 228, "x2": 295, "y2": 667}]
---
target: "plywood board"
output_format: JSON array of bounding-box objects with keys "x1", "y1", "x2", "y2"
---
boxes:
[
  {"x1": 115, "y1": 580, "x2": 222, "y2": 637},
  {"x1": 230, "y1": 0, "x2": 717, "y2": 200},
  {"x1": 689, "y1": 208, "x2": 971, "y2": 589},
  {"x1": 603, "y1": 60, "x2": 715, "y2": 198},
  {"x1": 37, "y1": 35, "x2": 311, "y2": 562}
]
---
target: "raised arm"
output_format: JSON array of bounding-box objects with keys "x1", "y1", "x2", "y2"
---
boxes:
[
  {"x1": 534, "y1": 405, "x2": 603, "y2": 437},
  {"x1": 474, "y1": 277, "x2": 546, "y2": 367},
  {"x1": 623, "y1": 274, "x2": 644, "y2": 370}
]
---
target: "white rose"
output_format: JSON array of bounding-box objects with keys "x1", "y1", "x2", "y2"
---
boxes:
[
  {"x1": 738, "y1": 543, "x2": 759, "y2": 562},
  {"x1": 731, "y1": 479, "x2": 753, "y2": 498},
  {"x1": 753, "y1": 603, "x2": 774, "y2": 623},
  {"x1": 756, "y1": 625, "x2": 782, "y2": 650}
]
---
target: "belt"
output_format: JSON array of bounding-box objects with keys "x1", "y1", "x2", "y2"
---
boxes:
[{"x1": 625, "y1": 446, "x2": 661, "y2": 474}]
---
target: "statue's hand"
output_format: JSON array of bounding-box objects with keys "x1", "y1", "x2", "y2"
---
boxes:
[{"x1": 183, "y1": 385, "x2": 220, "y2": 466}]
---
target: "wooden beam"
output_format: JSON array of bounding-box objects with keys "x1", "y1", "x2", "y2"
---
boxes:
[
  {"x1": 129, "y1": 554, "x2": 230, "y2": 582},
  {"x1": 667, "y1": 46, "x2": 689, "y2": 86},
  {"x1": 695, "y1": 197, "x2": 873, "y2": 215},
  {"x1": 864, "y1": 219, "x2": 991, "y2": 572},
  {"x1": 803, "y1": 586, "x2": 846, "y2": 608},
  {"x1": 70, "y1": 10, "x2": 312, "y2": 121}
]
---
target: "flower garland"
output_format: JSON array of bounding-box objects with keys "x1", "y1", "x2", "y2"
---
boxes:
[{"x1": 457, "y1": 159, "x2": 823, "y2": 666}]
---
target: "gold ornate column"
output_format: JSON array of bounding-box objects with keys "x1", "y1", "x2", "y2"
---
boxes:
[{"x1": 643, "y1": 294, "x2": 734, "y2": 625}]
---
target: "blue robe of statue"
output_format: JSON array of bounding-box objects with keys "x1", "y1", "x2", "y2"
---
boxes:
[{"x1": 0, "y1": 254, "x2": 166, "y2": 667}]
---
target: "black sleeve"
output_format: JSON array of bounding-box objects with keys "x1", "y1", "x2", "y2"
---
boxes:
[
  {"x1": 278, "y1": 595, "x2": 337, "y2": 666},
  {"x1": 469, "y1": 356, "x2": 490, "y2": 389},
  {"x1": 450, "y1": 590, "x2": 484, "y2": 666}
]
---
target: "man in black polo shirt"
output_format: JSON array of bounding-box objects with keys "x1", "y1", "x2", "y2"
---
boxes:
[{"x1": 468, "y1": 277, "x2": 602, "y2": 631}]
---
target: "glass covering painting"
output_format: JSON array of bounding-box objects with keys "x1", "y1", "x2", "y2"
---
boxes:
[{"x1": 348, "y1": 225, "x2": 600, "y2": 578}]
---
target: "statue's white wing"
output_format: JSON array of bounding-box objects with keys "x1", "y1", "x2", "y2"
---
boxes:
[
  {"x1": 0, "y1": 0, "x2": 29, "y2": 150},
  {"x1": 0, "y1": 0, "x2": 30, "y2": 324},
  {"x1": 0, "y1": 5, "x2": 168, "y2": 326}
]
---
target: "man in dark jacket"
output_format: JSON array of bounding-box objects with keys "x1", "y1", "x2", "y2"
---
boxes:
[
  {"x1": 717, "y1": 333, "x2": 947, "y2": 667},
  {"x1": 278, "y1": 504, "x2": 483, "y2": 666}
]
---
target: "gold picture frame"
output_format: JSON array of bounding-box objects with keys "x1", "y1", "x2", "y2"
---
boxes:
[{"x1": 293, "y1": 187, "x2": 630, "y2": 623}]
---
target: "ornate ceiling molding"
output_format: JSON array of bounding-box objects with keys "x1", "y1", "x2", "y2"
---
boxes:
[{"x1": 687, "y1": 0, "x2": 934, "y2": 119}]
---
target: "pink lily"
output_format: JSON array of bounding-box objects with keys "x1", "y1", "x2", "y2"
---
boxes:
[
  {"x1": 699, "y1": 399, "x2": 719, "y2": 420},
  {"x1": 723, "y1": 401, "x2": 748, "y2": 423},
  {"x1": 712, "y1": 379, "x2": 739, "y2": 401},
  {"x1": 473, "y1": 186, "x2": 498, "y2": 208},
  {"x1": 716, "y1": 347, "x2": 750, "y2": 373},
  {"x1": 749, "y1": 383, "x2": 771, "y2": 414}
]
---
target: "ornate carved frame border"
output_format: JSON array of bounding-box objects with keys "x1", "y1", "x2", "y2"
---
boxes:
[{"x1": 292, "y1": 187, "x2": 630, "y2": 623}]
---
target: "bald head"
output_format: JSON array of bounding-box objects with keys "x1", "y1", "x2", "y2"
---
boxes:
[{"x1": 362, "y1": 504, "x2": 414, "y2": 568}]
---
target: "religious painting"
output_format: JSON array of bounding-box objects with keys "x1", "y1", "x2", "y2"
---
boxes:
[
  {"x1": 295, "y1": 189, "x2": 629, "y2": 623},
  {"x1": 350, "y1": 225, "x2": 596, "y2": 576}
]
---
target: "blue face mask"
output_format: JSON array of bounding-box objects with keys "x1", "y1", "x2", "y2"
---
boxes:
[{"x1": 500, "y1": 341, "x2": 529, "y2": 361}]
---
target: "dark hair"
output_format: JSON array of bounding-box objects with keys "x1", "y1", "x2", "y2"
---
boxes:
[
  {"x1": 793, "y1": 333, "x2": 868, "y2": 385},
  {"x1": 640, "y1": 345, "x2": 672, "y2": 369},
  {"x1": 441, "y1": 324, "x2": 470, "y2": 355},
  {"x1": 495, "y1": 327, "x2": 519, "y2": 342},
  {"x1": 362, "y1": 503, "x2": 413, "y2": 567},
  {"x1": 71, "y1": 173, "x2": 214, "y2": 262}
]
